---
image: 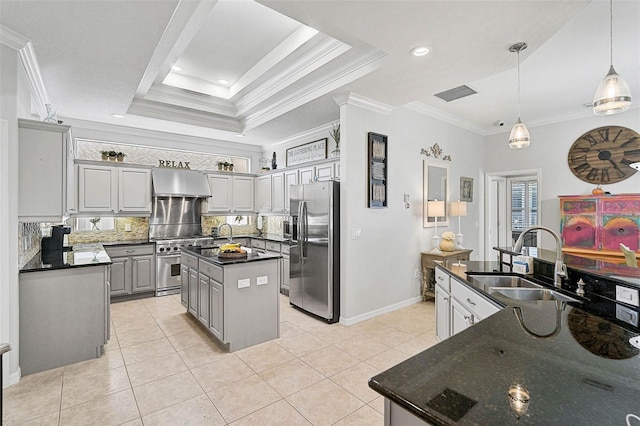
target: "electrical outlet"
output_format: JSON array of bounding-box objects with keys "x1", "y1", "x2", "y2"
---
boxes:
[
  {"x1": 414, "y1": 269, "x2": 421, "y2": 278},
  {"x1": 238, "y1": 278, "x2": 250, "y2": 289},
  {"x1": 616, "y1": 285, "x2": 639, "y2": 307},
  {"x1": 351, "y1": 228, "x2": 362, "y2": 240},
  {"x1": 257, "y1": 276, "x2": 268, "y2": 285}
]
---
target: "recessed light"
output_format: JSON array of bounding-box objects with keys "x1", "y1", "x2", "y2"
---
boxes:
[
  {"x1": 410, "y1": 46, "x2": 430, "y2": 57},
  {"x1": 111, "y1": 114, "x2": 125, "y2": 119},
  {"x1": 219, "y1": 79, "x2": 229, "y2": 85},
  {"x1": 171, "y1": 65, "x2": 182, "y2": 72},
  {"x1": 235, "y1": 134, "x2": 245, "y2": 138}
]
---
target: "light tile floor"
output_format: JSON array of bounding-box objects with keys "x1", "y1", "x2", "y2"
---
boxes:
[{"x1": 3, "y1": 294, "x2": 437, "y2": 425}]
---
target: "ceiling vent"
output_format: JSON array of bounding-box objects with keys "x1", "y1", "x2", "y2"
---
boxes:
[{"x1": 434, "y1": 85, "x2": 477, "y2": 102}]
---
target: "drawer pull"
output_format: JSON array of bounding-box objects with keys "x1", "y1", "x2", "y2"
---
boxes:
[
  {"x1": 466, "y1": 298, "x2": 476, "y2": 306},
  {"x1": 437, "y1": 276, "x2": 443, "y2": 281},
  {"x1": 126, "y1": 250, "x2": 135, "y2": 253}
]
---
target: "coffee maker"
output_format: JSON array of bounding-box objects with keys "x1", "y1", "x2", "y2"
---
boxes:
[{"x1": 41, "y1": 225, "x2": 71, "y2": 251}]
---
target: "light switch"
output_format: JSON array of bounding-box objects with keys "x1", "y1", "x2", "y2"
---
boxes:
[
  {"x1": 616, "y1": 305, "x2": 639, "y2": 327},
  {"x1": 125, "y1": 223, "x2": 132, "y2": 232},
  {"x1": 257, "y1": 276, "x2": 268, "y2": 285},
  {"x1": 238, "y1": 278, "x2": 250, "y2": 289}
]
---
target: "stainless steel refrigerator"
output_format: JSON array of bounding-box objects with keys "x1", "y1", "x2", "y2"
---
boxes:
[{"x1": 289, "y1": 181, "x2": 340, "y2": 323}]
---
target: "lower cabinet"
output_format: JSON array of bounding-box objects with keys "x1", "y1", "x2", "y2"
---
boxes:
[
  {"x1": 434, "y1": 266, "x2": 501, "y2": 339},
  {"x1": 209, "y1": 280, "x2": 224, "y2": 340},
  {"x1": 180, "y1": 265, "x2": 189, "y2": 307},
  {"x1": 198, "y1": 273, "x2": 210, "y2": 326},
  {"x1": 188, "y1": 268, "x2": 198, "y2": 316},
  {"x1": 105, "y1": 244, "x2": 155, "y2": 298}
]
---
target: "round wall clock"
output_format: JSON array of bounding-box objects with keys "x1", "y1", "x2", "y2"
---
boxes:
[{"x1": 567, "y1": 125, "x2": 640, "y2": 184}]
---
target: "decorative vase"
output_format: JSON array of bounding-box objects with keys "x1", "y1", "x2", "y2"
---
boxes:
[
  {"x1": 440, "y1": 239, "x2": 455, "y2": 252},
  {"x1": 101, "y1": 153, "x2": 108, "y2": 161},
  {"x1": 331, "y1": 148, "x2": 340, "y2": 158},
  {"x1": 116, "y1": 154, "x2": 124, "y2": 162}
]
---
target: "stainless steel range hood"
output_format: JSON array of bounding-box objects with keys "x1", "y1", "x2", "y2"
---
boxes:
[{"x1": 151, "y1": 168, "x2": 211, "y2": 198}]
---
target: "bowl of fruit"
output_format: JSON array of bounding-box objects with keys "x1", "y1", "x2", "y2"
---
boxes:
[{"x1": 217, "y1": 242, "x2": 247, "y2": 258}]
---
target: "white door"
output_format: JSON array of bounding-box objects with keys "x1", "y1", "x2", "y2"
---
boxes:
[
  {"x1": 78, "y1": 165, "x2": 116, "y2": 212},
  {"x1": 451, "y1": 298, "x2": 473, "y2": 335},
  {"x1": 207, "y1": 174, "x2": 232, "y2": 212},
  {"x1": 256, "y1": 175, "x2": 272, "y2": 212},
  {"x1": 435, "y1": 285, "x2": 450, "y2": 341},
  {"x1": 284, "y1": 170, "x2": 298, "y2": 213},
  {"x1": 271, "y1": 173, "x2": 285, "y2": 213},
  {"x1": 485, "y1": 175, "x2": 507, "y2": 259}
]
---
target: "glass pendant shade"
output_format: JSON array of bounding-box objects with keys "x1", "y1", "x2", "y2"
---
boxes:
[
  {"x1": 593, "y1": 65, "x2": 632, "y2": 115},
  {"x1": 509, "y1": 118, "x2": 530, "y2": 149}
]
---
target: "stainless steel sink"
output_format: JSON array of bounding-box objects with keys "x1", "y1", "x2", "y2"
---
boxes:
[
  {"x1": 490, "y1": 287, "x2": 579, "y2": 303},
  {"x1": 468, "y1": 275, "x2": 543, "y2": 292}
]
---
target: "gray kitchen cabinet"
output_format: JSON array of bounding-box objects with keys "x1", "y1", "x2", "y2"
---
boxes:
[
  {"x1": 284, "y1": 170, "x2": 298, "y2": 213},
  {"x1": 315, "y1": 162, "x2": 335, "y2": 181},
  {"x1": 207, "y1": 174, "x2": 255, "y2": 213},
  {"x1": 19, "y1": 265, "x2": 109, "y2": 375},
  {"x1": 105, "y1": 244, "x2": 155, "y2": 298},
  {"x1": 109, "y1": 257, "x2": 129, "y2": 296},
  {"x1": 209, "y1": 280, "x2": 224, "y2": 340},
  {"x1": 271, "y1": 172, "x2": 285, "y2": 213},
  {"x1": 180, "y1": 265, "x2": 189, "y2": 307},
  {"x1": 250, "y1": 238, "x2": 267, "y2": 253},
  {"x1": 18, "y1": 119, "x2": 76, "y2": 222},
  {"x1": 256, "y1": 174, "x2": 272, "y2": 213},
  {"x1": 281, "y1": 243, "x2": 290, "y2": 295},
  {"x1": 78, "y1": 163, "x2": 151, "y2": 215},
  {"x1": 198, "y1": 273, "x2": 210, "y2": 327},
  {"x1": 298, "y1": 166, "x2": 315, "y2": 184},
  {"x1": 188, "y1": 268, "x2": 198, "y2": 316}
]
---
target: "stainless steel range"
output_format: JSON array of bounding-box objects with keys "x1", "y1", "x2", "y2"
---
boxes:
[
  {"x1": 149, "y1": 168, "x2": 214, "y2": 296},
  {"x1": 154, "y1": 236, "x2": 216, "y2": 296}
]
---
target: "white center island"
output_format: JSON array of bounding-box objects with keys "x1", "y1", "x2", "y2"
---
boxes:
[{"x1": 180, "y1": 247, "x2": 281, "y2": 351}]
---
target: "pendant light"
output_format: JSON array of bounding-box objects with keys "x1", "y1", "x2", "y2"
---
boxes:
[
  {"x1": 593, "y1": 0, "x2": 631, "y2": 115},
  {"x1": 509, "y1": 42, "x2": 530, "y2": 149}
]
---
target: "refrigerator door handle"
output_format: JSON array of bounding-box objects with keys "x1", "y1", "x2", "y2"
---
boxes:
[
  {"x1": 297, "y1": 200, "x2": 305, "y2": 260},
  {"x1": 300, "y1": 201, "x2": 308, "y2": 260}
]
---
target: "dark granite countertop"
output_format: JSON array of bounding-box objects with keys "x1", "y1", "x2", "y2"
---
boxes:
[
  {"x1": 215, "y1": 233, "x2": 291, "y2": 244},
  {"x1": 494, "y1": 246, "x2": 639, "y2": 288},
  {"x1": 182, "y1": 246, "x2": 281, "y2": 266},
  {"x1": 99, "y1": 239, "x2": 154, "y2": 247},
  {"x1": 20, "y1": 245, "x2": 112, "y2": 273},
  {"x1": 369, "y1": 260, "x2": 640, "y2": 425}
]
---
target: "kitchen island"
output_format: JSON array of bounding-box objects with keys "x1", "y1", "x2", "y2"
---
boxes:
[
  {"x1": 369, "y1": 257, "x2": 640, "y2": 425},
  {"x1": 19, "y1": 245, "x2": 112, "y2": 375},
  {"x1": 180, "y1": 246, "x2": 281, "y2": 351}
]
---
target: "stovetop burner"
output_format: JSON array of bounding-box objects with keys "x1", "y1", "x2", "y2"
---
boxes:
[{"x1": 153, "y1": 236, "x2": 217, "y2": 254}]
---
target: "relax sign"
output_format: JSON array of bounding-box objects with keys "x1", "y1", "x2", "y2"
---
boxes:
[{"x1": 158, "y1": 160, "x2": 191, "y2": 169}]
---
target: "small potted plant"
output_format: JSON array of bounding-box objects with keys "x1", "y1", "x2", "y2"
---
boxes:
[
  {"x1": 108, "y1": 151, "x2": 117, "y2": 161},
  {"x1": 100, "y1": 150, "x2": 109, "y2": 161},
  {"x1": 330, "y1": 122, "x2": 340, "y2": 158},
  {"x1": 229, "y1": 163, "x2": 234, "y2": 172},
  {"x1": 217, "y1": 161, "x2": 224, "y2": 171},
  {"x1": 116, "y1": 152, "x2": 125, "y2": 162},
  {"x1": 223, "y1": 161, "x2": 230, "y2": 171}
]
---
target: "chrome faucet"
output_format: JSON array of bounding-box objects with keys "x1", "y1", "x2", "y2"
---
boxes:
[
  {"x1": 218, "y1": 223, "x2": 233, "y2": 243},
  {"x1": 513, "y1": 226, "x2": 566, "y2": 287}
]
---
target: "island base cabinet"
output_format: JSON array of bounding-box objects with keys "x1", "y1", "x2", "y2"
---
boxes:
[
  {"x1": 188, "y1": 269, "x2": 198, "y2": 316},
  {"x1": 209, "y1": 280, "x2": 224, "y2": 340},
  {"x1": 451, "y1": 298, "x2": 474, "y2": 335},
  {"x1": 19, "y1": 266, "x2": 109, "y2": 375},
  {"x1": 198, "y1": 273, "x2": 210, "y2": 327},
  {"x1": 435, "y1": 285, "x2": 450, "y2": 341},
  {"x1": 385, "y1": 399, "x2": 430, "y2": 425},
  {"x1": 180, "y1": 265, "x2": 189, "y2": 307}
]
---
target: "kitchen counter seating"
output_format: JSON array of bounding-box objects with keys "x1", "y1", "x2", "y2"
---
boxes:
[
  {"x1": 180, "y1": 246, "x2": 281, "y2": 351},
  {"x1": 369, "y1": 259, "x2": 640, "y2": 425}
]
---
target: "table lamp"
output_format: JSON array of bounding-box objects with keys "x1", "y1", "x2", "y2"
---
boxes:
[
  {"x1": 427, "y1": 199, "x2": 445, "y2": 253},
  {"x1": 450, "y1": 200, "x2": 467, "y2": 249}
]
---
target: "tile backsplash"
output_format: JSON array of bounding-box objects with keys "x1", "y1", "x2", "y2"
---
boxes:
[
  {"x1": 18, "y1": 223, "x2": 41, "y2": 268},
  {"x1": 66, "y1": 217, "x2": 149, "y2": 245}
]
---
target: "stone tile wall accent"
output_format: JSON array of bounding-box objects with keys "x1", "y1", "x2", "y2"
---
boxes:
[
  {"x1": 76, "y1": 139, "x2": 250, "y2": 173},
  {"x1": 67, "y1": 217, "x2": 149, "y2": 245},
  {"x1": 201, "y1": 215, "x2": 285, "y2": 238},
  {"x1": 18, "y1": 223, "x2": 41, "y2": 268}
]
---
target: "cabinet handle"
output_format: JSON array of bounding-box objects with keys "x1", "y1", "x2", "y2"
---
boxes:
[
  {"x1": 466, "y1": 298, "x2": 476, "y2": 306},
  {"x1": 443, "y1": 296, "x2": 448, "y2": 301},
  {"x1": 437, "y1": 276, "x2": 443, "y2": 281},
  {"x1": 126, "y1": 250, "x2": 135, "y2": 253}
]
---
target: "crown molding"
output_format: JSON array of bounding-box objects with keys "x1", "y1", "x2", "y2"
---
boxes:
[
  {"x1": 244, "y1": 48, "x2": 387, "y2": 131},
  {"x1": 127, "y1": 98, "x2": 243, "y2": 133},
  {"x1": 0, "y1": 26, "x2": 50, "y2": 119},
  {"x1": 404, "y1": 101, "x2": 486, "y2": 135},
  {"x1": 333, "y1": 92, "x2": 393, "y2": 115},
  {"x1": 267, "y1": 121, "x2": 336, "y2": 148},
  {"x1": 235, "y1": 35, "x2": 351, "y2": 115},
  {"x1": 64, "y1": 116, "x2": 262, "y2": 154},
  {"x1": 0, "y1": 25, "x2": 29, "y2": 50},
  {"x1": 146, "y1": 85, "x2": 237, "y2": 117}
]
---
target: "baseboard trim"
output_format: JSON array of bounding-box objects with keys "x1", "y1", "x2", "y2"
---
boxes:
[
  {"x1": 339, "y1": 296, "x2": 423, "y2": 326},
  {"x1": 5, "y1": 366, "x2": 21, "y2": 388}
]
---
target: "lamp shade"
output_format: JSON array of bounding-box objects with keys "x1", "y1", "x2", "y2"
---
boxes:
[
  {"x1": 593, "y1": 65, "x2": 632, "y2": 115},
  {"x1": 450, "y1": 201, "x2": 467, "y2": 217},
  {"x1": 427, "y1": 200, "x2": 445, "y2": 217},
  {"x1": 509, "y1": 118, "x2": 530, "y2": 149}
]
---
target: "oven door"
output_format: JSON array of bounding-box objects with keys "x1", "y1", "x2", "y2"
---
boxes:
[{"x1": 156, "y1": 254, "x2": 182, "y2": 296}]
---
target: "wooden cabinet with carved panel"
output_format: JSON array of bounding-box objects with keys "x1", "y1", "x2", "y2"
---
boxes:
[{"x1": 420, "y1": 249, "x2": 472, "y2": 300}]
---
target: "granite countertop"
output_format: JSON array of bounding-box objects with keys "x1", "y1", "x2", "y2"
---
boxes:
[
  {"x1": 369, "y1": 261, "x2": 640, "y2": 425},
  {"x1": 182, "y1": 246, "x2": 281, "y2": 266},
  {"x1": 98, "y1": 239, "x2": 154, "y2": 247},
  {"x1": 20, "y1": 245, "x2": 112, "y2": 273},
  {"x1": 494, "y1": 246, "x2": 639, "y2": 288},
  {"x1": 218, "y1": 233, "x2": 291, "y2": 243}
]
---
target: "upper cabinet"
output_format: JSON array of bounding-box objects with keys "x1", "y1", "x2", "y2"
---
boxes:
[
  {"x1": 206, "y1": 173, "x2": 255, "y2": 213},
  {"x1": 77, "y1": 163, "x2": 151, "y2": 215},
  {"x1": 256, "y1": 175, "x2": 272, "y2": 213},
  {"x1": 18, "y1": 119, "x2": 76, "y2": 222}
]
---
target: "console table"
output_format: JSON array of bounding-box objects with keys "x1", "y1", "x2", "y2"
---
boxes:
[{"x1": 421, "y1": 249, "x2": 473, "y2": 300}]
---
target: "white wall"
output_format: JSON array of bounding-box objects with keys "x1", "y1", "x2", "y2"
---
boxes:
[
  {"x1": 0, "y1": 44, "x2": 22, "y2": 387},
  {"x1": 338, "y1": 100, "x2": 484, "y2": 323},
  {"x1": 484, "y1": 111, "x2": 640, "y2": 249}
]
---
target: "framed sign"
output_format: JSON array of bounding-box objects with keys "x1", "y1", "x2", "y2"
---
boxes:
[
  {"x1": 460, "y1": 177, "x2": 473, "y2": 202},
  {"x1": 286, "y1": 138, "x2": 327, "y2": 167},
  {"x1": 368, "y1": 132, "x2": 388, "y2": 208}
]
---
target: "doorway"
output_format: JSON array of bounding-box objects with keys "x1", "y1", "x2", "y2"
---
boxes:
[{"x1": 484, "y1": 169, "x2": 541, "y2": 259}]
